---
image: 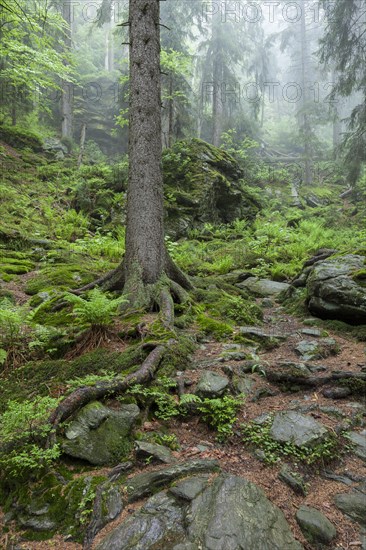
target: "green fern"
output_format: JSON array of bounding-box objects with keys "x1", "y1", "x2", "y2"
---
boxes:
[{"x1": 64, "y1": 288, "x2": 127, "y2": 329}]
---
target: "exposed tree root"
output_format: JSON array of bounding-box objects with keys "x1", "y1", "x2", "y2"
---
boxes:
[
  {"x1": 64, "y1": 326, "x2": 123, "y2": 360},
  {"x1": 48, "y1": 340, "x2": 174, "y2": 443},
  {"x1": 73, "y1": 253, "x2": 192, "y2": 295}
]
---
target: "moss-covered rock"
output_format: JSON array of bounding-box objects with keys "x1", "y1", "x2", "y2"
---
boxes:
[
  {"x1": 62, "y1": 401, "x2": 140, "y2": 465},
  {"x1": 163, "y1": 139, "x2": 262, "y2": 238}
]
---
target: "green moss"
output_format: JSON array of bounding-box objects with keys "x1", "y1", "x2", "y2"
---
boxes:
[
  {"x1": 196, "y1": 314, "x2": 233, "y2": 340},
  {"x1": 0, "y1": 124, "x2": 43, "y2": 151},
  {"x1": 0, "y1": 346, "x2": 147, "y2": 411},
  {"x1": 338, "y1": 377, "x2": 366, "y2": 395},
  {"x1": 352, "y1": 269, "x2": 366, "y2": 287},
  {"x1": 159, "y1": 335, "x2": 196, "y2": 374},
  {"x1": 25, "y1": 264, "x2": 99, "y2": 295}
]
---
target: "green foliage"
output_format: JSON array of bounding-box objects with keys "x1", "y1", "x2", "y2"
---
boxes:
[
  {"x1": 241, "y1": 418, "x2": 345, "y2": 466},
  {"x1": 196, "y1": 395, "x2": 242, "y2": 441},
  {"x1": 0, "y1": 397, "x2": 60, "y2": 477},
  {"x1": 66, "y1": 370, "x2": 117, "y2": 391},
  {"x1": 152, "y1": 432, "x2": 180, "y2": 451},
  {"x1": 64, "y1": 289, "x2": 127, "y2": 329},
  {"x1": 127, "y1": 377, "x2": 179, "y2": 420}
]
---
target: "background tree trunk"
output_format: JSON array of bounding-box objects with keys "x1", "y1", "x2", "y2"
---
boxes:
[
  {"x1": 300, "y1": 4, "x2": 312, "y2": 185},
  {"x1": 61, "y1": 1, "x2": 73, "y2": 140}
]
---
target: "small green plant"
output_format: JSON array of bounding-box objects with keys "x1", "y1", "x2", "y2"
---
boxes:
[
  {"x1": 78, "y1": 486, "x2": 97, "y2": 525},
  {"x1": 127, "y1": 377, "x2": 179, "y2": 420},
  {"x1": 0, "y1": 299, "x2": 28, "y2": 368},
  {"x1": 65, "y1": 288, "x2": 127, "y2": 329},
  {"x1": 196, "y1": 395, "x2": 243, "y2": 441},
  {"x1": 0, "y1": 397, "x2": 60, "y2": 477},
  {"x1": 241, "y1": 418, "x2": 346, "y2": 465},
  {"x1": 153, "y1": 432, "x2": 180, "y2": 450}
]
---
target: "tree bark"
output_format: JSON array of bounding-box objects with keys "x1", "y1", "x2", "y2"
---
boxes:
[
  {"x1": 122, "y1": 0, "x2": 166, "y2": 306},
  {"x1": 300, "y1": 4, "x2": 312, "y2": 185},
  {"x1": 61, "y1": 1, "x2": 73, "y2": 140},
  {"x1": 77, "y1": 122, "x2": 87, "y2": 168},
  {"x1": 212, "y1": 16, "x2": 223, "y2": 147}
]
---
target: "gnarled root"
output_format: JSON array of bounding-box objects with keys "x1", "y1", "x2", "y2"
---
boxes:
[{"x1": 48, "y1": 340, "x2": 174, "y2": 442}]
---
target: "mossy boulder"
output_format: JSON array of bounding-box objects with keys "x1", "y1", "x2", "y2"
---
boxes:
[
  {"x1": 62, "y1": 401, "x2": 140, "y2": 465},
  {"x1": 0, "y1": 124, "x2": 43, "y2": 152},
  {"x1": 304, "y1": 255, "x2": 366, "y2": 324},
  {"x1": 163, "y1": 139, "x2": 261, "y2": 237}
]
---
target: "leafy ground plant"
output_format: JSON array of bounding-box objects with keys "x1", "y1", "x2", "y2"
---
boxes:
[{"x1": 0, "y1": 397, "x2": 60, "y2": 478}]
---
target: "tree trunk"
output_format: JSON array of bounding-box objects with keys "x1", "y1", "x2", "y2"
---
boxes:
[
  {"x1": 212, "y1": 16, "x2": 223, "y2": 147},
  {"x1": 123, "y1": 0, "x2": 165, "y2": 305},
  {"x1": 61, "y1": 1, "x2": 73, "y2": 140},
  {"x1": 75, "y1": 0, "x2": 192, "y2": 300},
  {"x1": 77, "y1": 123, "x2": 87, "y2": 168},
  {"x1": 300, "y1": 4, "x2": 312, "y2": 185},
  {"x1": 168, "y1": 74, "x2": 174, "y2": 148}
]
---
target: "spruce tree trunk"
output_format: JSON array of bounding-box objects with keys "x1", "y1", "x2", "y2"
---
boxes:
[{"x1": 123, "y1": 0, "x2": 165, "y2": 302}]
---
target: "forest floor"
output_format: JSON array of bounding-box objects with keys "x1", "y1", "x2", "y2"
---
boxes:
[{"x1": 1, "y1": 291, "x2": 365, "y2": 550}]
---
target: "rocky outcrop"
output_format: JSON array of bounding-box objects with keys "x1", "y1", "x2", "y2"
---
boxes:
[
  {"x1": 292, "y1": 253, "x2": 366, "y2": 324},
  {"x1": 163, "y1": 139, "x2": 261, "y2": 238},
  {"x1": 96, "y1": 474, "x2": 303, "y2": 550}
]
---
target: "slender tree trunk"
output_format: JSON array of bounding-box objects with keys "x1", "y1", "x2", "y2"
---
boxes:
[
  {"x1": 123, "y1": 0, "x2": 165, "y2": 303},
  {"x1": 77, "y1": 123, "x2": 87, "y2": 168},
  {"x1": 300, "y1": 5, "x2": 312, "y2": 185},
  {"x1": 61, "y1": 1, "x2": 73, "y2": 140},
  {"x1": 212, "y1": 16, "x2": 223, "y2": 147},
  {"x1": 168, "y1": 74, "x2": 174, "y2": 148}
]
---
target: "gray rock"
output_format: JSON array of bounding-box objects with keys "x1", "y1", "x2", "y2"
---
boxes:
[
  {"x1": 306, "y1": 254, "x2": 366, "y2": 324},
  {"x1": 196, "y1": 371, "x2": 229, "y2": 397},
  {"x1": 62, "y1": 401, "x2": 140, "y2": 465},
  {"x1": 296, "y1": 505, "x2": 336, "y2": 544},
  {"x1": 334, "y1": 491, "x2": 366, "y2": 526},
  {"x1": 232, "y1": 374, "x2": 255, "y2": 395},
  {"x1": 239, "y1": 326, "x2": 286, "y2": 340},
  {"x1": 237, "y1": 277, "x2": 290, "y2": 296},
  {"x1": 84, "y1": 481, "x2": 124, "y2": 546},
  {"x1": 322, "y1": 387, "x2": 352, "y2": 399},
  {"x1": 169, "y1": 475, "x2": 210, "y2": 501},
  {"x1": 97, "y1": 491, "x2": 186, "y2": 549},
  {"x1": 126, "y1": 459, "x2": 219, "y2": 502},
  {"x1": 219, "y1": 351, "x2": 248, "y2": 361},
  {"x1": 346, "y1": 430, "x2": 366, "y2": 462},
  {"x1": 300, "y1": 328, "x2": 322, "y2": 337},
  {"x1": 278, "y1": 466, "x2": 307, "y2": 496},
  {"x1": 18, "y1": 515, "x2": 56, "y2": 531},
  {"x1": 270, "y1": 411, "x2": 328, "y2": 447},
  {"x1": 295, "y1": 339, "x2": 338, "y2": 361},
  {"x1": 135, "y1": 440, "x2": 174, "y2": 464},
  {"x1": 186, "y1": 475, "x2": 303, "y2": 550},
  {"x1": 97, "y1": 474, "x2": 303, "y2": 550},
  {"x1": 266, "y1": 362, "x2": 313, "y2": 386}
]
